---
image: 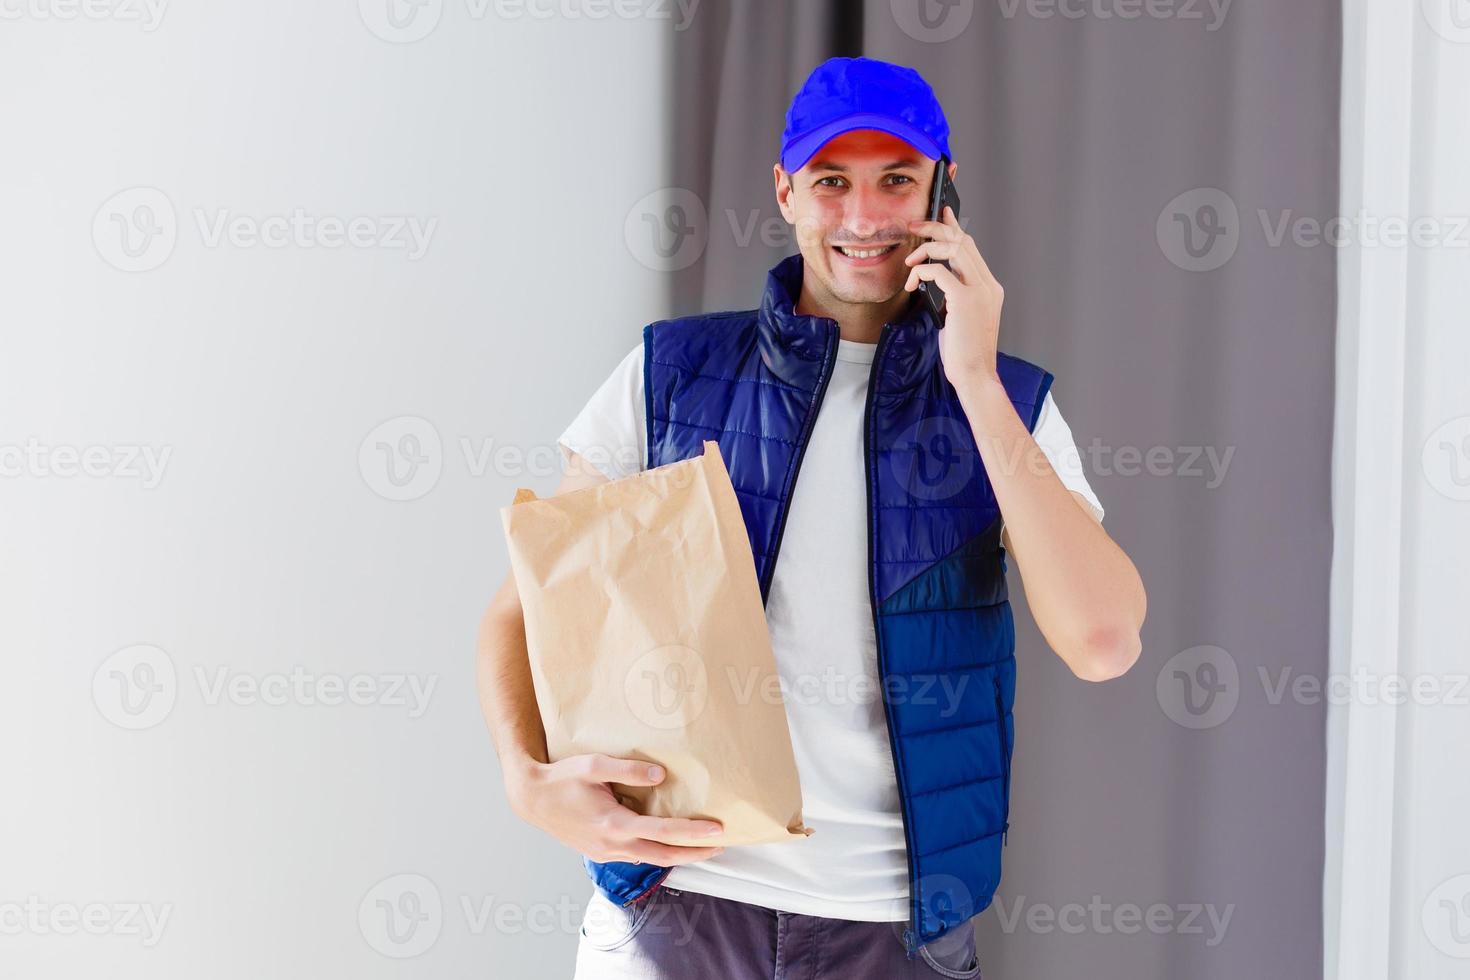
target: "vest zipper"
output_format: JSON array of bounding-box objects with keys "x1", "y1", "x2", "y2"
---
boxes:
[
  {"x1": 757, "y1": 322, "x2": 841, "y2": 603},
  {"x1": 862, "y1": 323, "x2": 922, "y2": 959},
  {"x1": 993, "y1": 672, "x2": 1011, "y2": 848}
]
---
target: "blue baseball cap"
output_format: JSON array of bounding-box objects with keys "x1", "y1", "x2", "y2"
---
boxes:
[{"x1": 780, "y1": 57, "x2": 951, "y2": 174}]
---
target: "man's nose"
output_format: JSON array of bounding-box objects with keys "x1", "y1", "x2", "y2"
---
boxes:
[{"x1": 842, "y1": 185, "x2": 886, "y2": 240}]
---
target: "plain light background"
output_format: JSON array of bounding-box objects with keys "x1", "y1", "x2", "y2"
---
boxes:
[
  {"x1": 1, "y1": 4, "x2": 672, "y2": 977},
  {"x1": 1327, "y1": 1, "x2": 1470, "y2": 978}
]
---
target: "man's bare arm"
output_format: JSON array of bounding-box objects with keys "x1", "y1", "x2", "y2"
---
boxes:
[
  {"x1": 477, "y1": 447, "x2": 727, "y2": 864},
  {"x1": 904, "y1": 202, "x2": 1146, "y2": 683},
  {"x1": 961, "y1": 382, "x2": 1146, "y2": 682}
]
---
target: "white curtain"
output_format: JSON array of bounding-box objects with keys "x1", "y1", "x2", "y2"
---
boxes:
[{"x1": 1327, "y1": 2, "x2": 1470, "y2": 978}]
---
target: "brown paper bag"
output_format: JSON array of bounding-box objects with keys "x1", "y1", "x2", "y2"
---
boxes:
[{"x1": 500, "y1": 439, "x2": 813, "y2": 848}]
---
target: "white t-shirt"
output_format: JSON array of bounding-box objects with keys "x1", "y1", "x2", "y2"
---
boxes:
[{"x1": 557, "y1": 338, "x2": 1103, "y2": 922}]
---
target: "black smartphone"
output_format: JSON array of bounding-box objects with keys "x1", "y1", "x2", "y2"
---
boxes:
[{"x1": 917, "y1": 157, "x2": 961, "y2": 325}]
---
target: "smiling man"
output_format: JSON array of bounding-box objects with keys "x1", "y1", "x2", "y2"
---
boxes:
[{"x1": 478, "y1": 56, "x2": 1147, "y2": 979}]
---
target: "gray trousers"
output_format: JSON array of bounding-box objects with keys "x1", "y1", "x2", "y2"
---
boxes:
[{"x1": 573, "y1": 884, "x2": 982, "y2": 979}]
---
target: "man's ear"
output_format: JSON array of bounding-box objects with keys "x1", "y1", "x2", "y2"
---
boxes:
[
  {"x1": 947, "y1": 160, "x2": 958, "y2": 181},
  {"x1": 774, "y1": 164, "x2": 796, "y2": 221}
]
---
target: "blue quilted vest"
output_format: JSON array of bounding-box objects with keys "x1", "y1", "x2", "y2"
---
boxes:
[{"x1": 582, "y1": 253, "x2": 1053, "y2": 957}]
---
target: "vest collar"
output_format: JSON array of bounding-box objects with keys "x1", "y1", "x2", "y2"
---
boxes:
[{"x1": 758, "y1": 252, "x2": 942, "y2": 393}]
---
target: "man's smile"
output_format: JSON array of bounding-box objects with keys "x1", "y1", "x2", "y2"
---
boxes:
[{"x1": 831, "y1": 241, "x2": 903, "y2": 266}]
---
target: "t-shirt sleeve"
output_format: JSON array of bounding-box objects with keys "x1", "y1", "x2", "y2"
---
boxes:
[
  {"x1": 556, "y1": 342, "x2": 646, "y2": 482},
  {"x1": 1031, "y1": 390, "x2": 1104, "y2": 522}
]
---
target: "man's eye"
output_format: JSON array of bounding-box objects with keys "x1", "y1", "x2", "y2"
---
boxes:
[
  {"x1": 816, "y1": 177, "x2": 845, "y2": 188},
  {"x1": 888, "y1": 174, "x2": 914, "y2": 185}
]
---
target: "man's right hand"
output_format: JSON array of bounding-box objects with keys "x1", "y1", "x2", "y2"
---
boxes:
[{"x1": 506, "y1": 752, "x2": 726, "y2": 866}]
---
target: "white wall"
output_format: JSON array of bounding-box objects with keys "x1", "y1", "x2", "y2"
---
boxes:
[
  {"x1": 1328, "y1": 2, "x2": 1470, "y2": 978},
  {"x1": 0, "y1": 4, "x2": 671, "y2": 976}
]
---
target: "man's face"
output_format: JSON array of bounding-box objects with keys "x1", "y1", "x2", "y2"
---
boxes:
[{"x1": 775, "y1": 129, "x2": 950, "y2": 309}]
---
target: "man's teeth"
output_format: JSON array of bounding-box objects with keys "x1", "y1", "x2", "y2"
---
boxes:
[{"x1": 837, "y1": 244, "x2": 897, "y2": 259}]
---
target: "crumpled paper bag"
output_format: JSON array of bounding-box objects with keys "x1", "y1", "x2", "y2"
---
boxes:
[{"x1": 500, "y1": 439, "x2": 812, "y2": 847}]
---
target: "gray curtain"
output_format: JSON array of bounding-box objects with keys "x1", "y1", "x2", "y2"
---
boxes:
[{"x1": 661, "y1": 3, "x2": 1338, "y2": 978}]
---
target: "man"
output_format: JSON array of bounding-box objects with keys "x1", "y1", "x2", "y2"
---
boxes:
[{"x1": 478, "y1": 56, "x2": 1146, "y2": 978}]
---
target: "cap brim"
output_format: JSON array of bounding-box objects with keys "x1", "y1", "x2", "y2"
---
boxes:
[{"x1": 781, "y1": 112, "x2": 944, "y2": 173}]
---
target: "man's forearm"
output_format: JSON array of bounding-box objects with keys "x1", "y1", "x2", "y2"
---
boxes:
[
  {"x1": 476, "y1": 586, "x2": 548, "y2": 801},
  {"x1": 955, "y1": 375, "x2": 1146, "y2": 681}
]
